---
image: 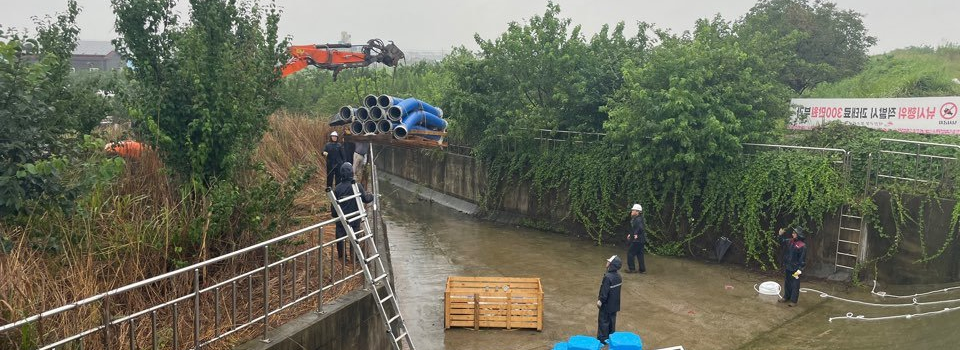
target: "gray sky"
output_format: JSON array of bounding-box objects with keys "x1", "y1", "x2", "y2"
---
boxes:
[{"x1": 1, "y1": 0, "x2": 957, "y2": 54}]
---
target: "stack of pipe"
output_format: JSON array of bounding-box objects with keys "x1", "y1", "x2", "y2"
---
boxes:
[{"x1": 337, "y1": 94, "x2": 447, "y2": 140}]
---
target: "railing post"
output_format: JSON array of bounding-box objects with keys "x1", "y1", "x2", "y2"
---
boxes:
[
  {"x1": 194, "y1": 268, "x2": 201, "y2": 350},
  {"x1": 172, "y1": 303, "x2": 179, "y2": 349},
  {"x1": 102, "y1": 294, "x2": 111, "y2": 350},
  {"x1": 317, "y1": 226, "x2": 324, "y2": 314},
  {"x1": 128, "y1": 319, "x2": 135, "y2": 350},
  {"x1": 231, "y1": 281, "x2": 237, "y2": 331},
  {"x1": 261, "y1": 245, "x2": 270, "y2": 343},
  {"x1": 151, "y1": 311, "x2": 158, "y2": 350},
  {"x1": 37, "y1": 312, "x2": 43, "y2": 348}
]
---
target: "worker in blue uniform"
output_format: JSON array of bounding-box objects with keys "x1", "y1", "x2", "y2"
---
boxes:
[
  {"x1": 597, "y1": 255, "x2": 623, "y2": 343},
  {"x1": 778, "y1": 227, "x2": 807, "y2": 306}
]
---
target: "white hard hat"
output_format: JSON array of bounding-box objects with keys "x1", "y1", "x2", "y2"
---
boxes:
[
  {"x1": 631, "y1": 204, "x2": 642, "y2": 212},
  {"x1": 330, "y1": 131, "x2": 339, "y2": 137},
  {"x1": 607, "y1": 255, "x2": 618, "y2": 263}
]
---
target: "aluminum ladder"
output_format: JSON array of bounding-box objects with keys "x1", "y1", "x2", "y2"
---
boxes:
[
  {"x1": 835, "y1": 205, "x2": 864, "y2": 271},
  {"x1": 328, "y1": 181, "x2": 415, "y2": 350}
]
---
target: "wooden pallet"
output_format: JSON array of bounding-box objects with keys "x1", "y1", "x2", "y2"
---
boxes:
[
  {"x1": 444, "y1": 276, "x2": 544, "y2": 331},
  {"x1": 343, "y1": 132, "x2": 447, "y2": 149}
]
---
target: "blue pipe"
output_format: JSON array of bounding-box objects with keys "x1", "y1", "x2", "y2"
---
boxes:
[
  {"x1": 338, "y1": 106, "x2": 357, "y2": 119},
  {"x1": 404, "y1": 110, "x2": 447, "y2": 130},
  {"x1": 356, "y1": 107, "x2": 370, "y2": 122},
  {"x1": 376, "y1": 120, "x2": 393, "y2": 134},
  {"x1": 393, "y1": 110, "x2": 447, "y2": 139},
  {"x1": 388, "y1": 98, "x2": 444, "y2": 120},
  {"x1": 363, "y1": 120, "x2": 378, "y2": 134},
  {"x1": 394, "y1": 126, "x2": 442, "y2": 140},
  {"x1": 377, "y1": 95, "x2": 404, "y2": 108},
  {"x1": 329, "y1": 113, "x2": 351, "y2": 127},
  {"x1": 363, "y1": 94, "x2": 378, "y2": 108},
  {"x1": 350, "y1": 120, "x2": 364, "y2": 135},
  {"x1": 370, "y1": 106, "x2": 385, "y2": 121}
]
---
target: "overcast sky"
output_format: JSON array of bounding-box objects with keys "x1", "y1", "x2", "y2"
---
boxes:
[{"x1": 1, "y1": 0, "x2": 957, "y2": 54}]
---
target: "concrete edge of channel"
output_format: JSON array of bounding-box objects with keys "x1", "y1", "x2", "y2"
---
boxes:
[
  {"x1": 234, "y1": 288, "x2": 372, "y2": 350},
  {"x1": 379, "y1": 172, "x2": 480, "y2": 215}
]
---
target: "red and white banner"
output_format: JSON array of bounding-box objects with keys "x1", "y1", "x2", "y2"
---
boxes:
[{"x1": 790, "y1": 97, "x2": 960, "y2": 135}]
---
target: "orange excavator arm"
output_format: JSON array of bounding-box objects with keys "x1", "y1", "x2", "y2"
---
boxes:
[{"x1": 281, "y1": 39, "x2": 404, "y2": 79}]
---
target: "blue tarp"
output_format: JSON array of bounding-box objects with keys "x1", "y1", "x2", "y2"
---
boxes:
[
  {"x1": 608, "y1": 332, "x2": 643, "y2": 350},
  {"x1": 552, "y1": 332, "x2": 642, "y2": 350},
  {"x1": 567, "y1": 335, "x2": 602, "y2": 350}
]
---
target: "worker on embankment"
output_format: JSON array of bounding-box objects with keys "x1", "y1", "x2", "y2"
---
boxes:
[
  {"x1": 778, "y1": 227, "x2": 807, "y2": 307},
  {"x1": 322, "y1": 131, "x2": 347, "y2": 189},
  {"x1": 330, "y1": 162, "x2": 374, "y2": 259},
  {"x1": 626, "y1": 204, "x2": 646, "y2": 274},
  {"x1": 597, "y1": 255, "x2": 623, "y2": 343},
  {"x1": 353, "y1": 141, "x2": 369, "y2": 181}
]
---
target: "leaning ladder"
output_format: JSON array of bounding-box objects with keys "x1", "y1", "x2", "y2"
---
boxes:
[
  {"x1": 834, "y1": 205, "x2": 864, "y2": 272},
  {"x1": 328, "y1": 182, "x2": 416, "y2": 350}
]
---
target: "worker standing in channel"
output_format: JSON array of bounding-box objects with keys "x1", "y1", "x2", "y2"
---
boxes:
[
  {"x1": 331, "y1": 162, "x2": 374, "y2": 259},
  {"x1": 626, "y1": 204, "x2": 646, "y2": 273},
  {"x1": 597, "y1": 255, "x2": 623, "y2": 343},
  {"x1": 323, "y1": 131, "x2": 347, "y2": 189},
  {"x1": 778, "y1": 227, "x2": 807, "y2": 307}
]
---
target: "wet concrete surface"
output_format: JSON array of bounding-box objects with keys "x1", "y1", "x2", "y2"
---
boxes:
[{"x1": 381, "y1": 182, "x2": 960, "y2": 349}]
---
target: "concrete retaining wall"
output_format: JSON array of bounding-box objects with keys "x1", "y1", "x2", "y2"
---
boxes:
[
  {"x1": 374, "y1": 146, "x2": 586, "y2": 235},
  {"x1": 235, "y1": 287, "x2": 393, "y2": 350},
  {"x1": 870, "y1": 192, "x2": 960, "y2": 284}
]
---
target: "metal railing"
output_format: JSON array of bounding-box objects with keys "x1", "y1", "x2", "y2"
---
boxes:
[
  {"x1": 874, "y1": 138, "x2": 960, "y2": 194},
  {"x1": 444, "y1": 144, "x2": 475, "y2": 158},
  {"x1": 0, "y1": 214, "x2": 370, "y2": 349},
  {"x1": 742, "y1": 143, "x2": 851, "y2": 182},
  {"x1": 528, "y1": 128, "x2": 607, "y2": 145}
]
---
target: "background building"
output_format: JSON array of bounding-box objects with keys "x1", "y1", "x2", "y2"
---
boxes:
[{"x1": 70, "y1": 41, "x2": 124, "y2": 72}]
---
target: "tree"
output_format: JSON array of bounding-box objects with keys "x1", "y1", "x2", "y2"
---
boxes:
[
  {"x1": 0, "y1": 1, "x2": 94, "y2": 215},
  {"x1": 112, "y1": 0, "x2": 287, "y2": 186},
  {"x1": 736, "y1": 0, "x2": 877, "y2": 93},
  {"x1": 604, "y1": 17, "x2": 792, "y2": 185},
  {"x1": 445, "y1": 2, "x2": 650, "y2": 145}
]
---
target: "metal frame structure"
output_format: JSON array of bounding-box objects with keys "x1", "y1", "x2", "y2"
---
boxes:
[
  {"x1": 327, "y1": 180, "x2": 415, "y2": 350},
  {"x1": 1, "y1": 205, "x2": 376, "y2": 349}
]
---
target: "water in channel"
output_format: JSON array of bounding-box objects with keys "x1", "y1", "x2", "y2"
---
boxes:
[{"x1": 380, "y1": 181, "x2": 960, "y2": 350}]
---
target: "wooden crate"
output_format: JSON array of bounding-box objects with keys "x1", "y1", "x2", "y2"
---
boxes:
[{"x1": 444, "y1": 276, "x2": 543, "y2": 331}]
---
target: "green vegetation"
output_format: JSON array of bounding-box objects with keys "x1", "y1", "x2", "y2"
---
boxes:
[
  {"x1": 3, "y1": 1, "x2": 960, "y2": 346},
  {"x1": 806, "y1": 46, "x2": 960, "y2": 98},
  {"x1": 440, "y1": 2, "x2": 875, "y2": 267},
  {"x1": 113, "y1": 0, "x2": 286, "y2": 185},
  {"x1": 0, "y1": 2, "x2": 116, "y2": 216},
  {"x1": 736, "y1": 0, "x2": 877, "y2": 93},
  {"x1": 1, "y1": 2, "x2": 336, "y2": 347}
]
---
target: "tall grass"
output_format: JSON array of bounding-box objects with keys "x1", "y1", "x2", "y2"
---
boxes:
[
  {"x1": 806, "y1": 45, "x2": 960, "y2": 98},
  {"x1": 254, "y1": 111, "x2": 335, "y2": 221},
  {"x1": 0, "y1": 113, "x2": 356, "y2": 349}
]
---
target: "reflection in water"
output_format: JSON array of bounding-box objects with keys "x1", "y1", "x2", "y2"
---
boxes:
[{"x1": 381, "y1": 181, "x2": 960, "y2": 350}]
